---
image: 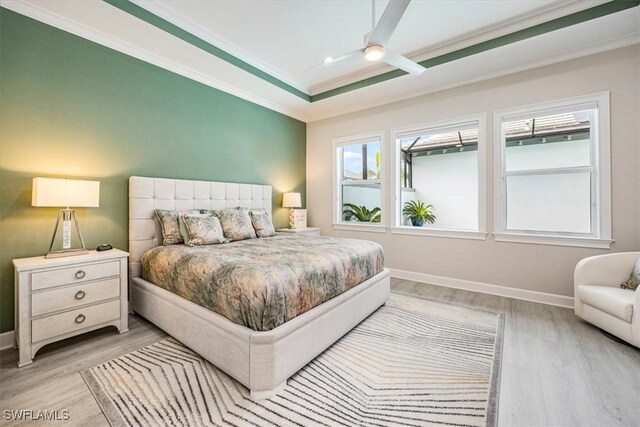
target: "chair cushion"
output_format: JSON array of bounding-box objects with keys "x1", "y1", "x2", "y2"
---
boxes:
[{"x1": 577, "y1": 285, "x2": 634, "y2": 322}]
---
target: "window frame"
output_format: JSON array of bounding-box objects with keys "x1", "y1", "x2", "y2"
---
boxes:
[
  {"x1": 493, "y1": 92, "x2": 612, "y2": 249},
  {"x1": 332, "y1": 131, "x2": 387, "y2": 231},
  {"x1": 389, "y1": 114, "x2": 487, "y2": 240}
]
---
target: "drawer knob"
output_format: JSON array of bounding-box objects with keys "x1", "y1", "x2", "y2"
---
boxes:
[
  {"x1": 75, "y1": 290, "x2": 86, "y2": 300},
  {"x1": 75, "y1": 314, "x2": 86, "y2": 324},
  {"x1": 75, "y1": 270, "x2": 86, "y2": 279}
]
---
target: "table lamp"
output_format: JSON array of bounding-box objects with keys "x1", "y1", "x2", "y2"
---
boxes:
[
  {"x1": 282, "y1": 192, "x2": 301, "y2": 229},
  {"x1": 32, "y1": 177, "x2": 100, "y2": 258}
]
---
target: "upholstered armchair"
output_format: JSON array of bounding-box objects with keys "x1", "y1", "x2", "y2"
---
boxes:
[{"x1": 574, "y1": 252, "x2": 640, "y2": 347}]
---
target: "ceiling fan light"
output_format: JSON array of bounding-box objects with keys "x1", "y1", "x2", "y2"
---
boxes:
[{"x1": 364, "y1": 45, "x2": 385, "y2": 61}]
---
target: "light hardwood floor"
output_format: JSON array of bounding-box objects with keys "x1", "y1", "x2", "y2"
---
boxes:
[{"x1": 1, "y1": 278, "x2": 638, "y2": 426}]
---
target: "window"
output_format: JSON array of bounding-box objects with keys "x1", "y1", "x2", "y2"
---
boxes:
[
  {"x1": 391, "y1": 115, "x2": 486, "y2": 238},
  {"x1": 333, "y1": 133, "x2": 385, "y2": 228},
  {"x1": 494, "y1": 93, "x2": 611, "y2": 248}
]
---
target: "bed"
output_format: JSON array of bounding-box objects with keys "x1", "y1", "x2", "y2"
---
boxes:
[{"x1": 128, "y1": 176, "x2": 390, "y2": 399}]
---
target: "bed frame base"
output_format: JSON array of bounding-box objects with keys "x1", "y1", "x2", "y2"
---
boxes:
[
  {"x1": 132, "y1": 269, "x2": 390, "y2": 399},
  {"x1": 250, "y1": 381, "x2": 287, "y2": 400}
]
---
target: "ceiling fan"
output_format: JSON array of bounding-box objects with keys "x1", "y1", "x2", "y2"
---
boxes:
[{"x1": 315, "y1": 0, "x2": 425, "y2": 76}]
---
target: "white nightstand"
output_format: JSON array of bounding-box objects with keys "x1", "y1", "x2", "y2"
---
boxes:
[
  {"x1": 276, "y1": 227, "x2": 321, "y2": 236},
  {"x1": 13, "y1": 249, "x2": 129, "y2": 367}
]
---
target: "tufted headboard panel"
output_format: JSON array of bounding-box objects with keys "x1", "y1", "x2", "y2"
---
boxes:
[{"x1": 128, "y1": 176, "x2": 272, "y2": 279}]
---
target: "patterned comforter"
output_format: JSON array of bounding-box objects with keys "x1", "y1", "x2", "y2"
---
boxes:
[{"x1": 141, "y1": 234, "x2": 384, "y2": 331}]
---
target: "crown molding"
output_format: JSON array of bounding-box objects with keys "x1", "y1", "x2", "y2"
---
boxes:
[
  {"x1": 2, "y1": 0, "x2": 637, "y2": 124},
  {"x1": 310, "y1": 0, "x2": 640, "y2": 101},
  {"x1": 308, "y1": 0, "x2": 609, "y2": 95},
  {"x1": 305, "y1": 35, "x2": 640, "y2": 122},
  {"x1": 118, "y1": 0, "x2": 612, "y2": 98},
  {"x1": 1, "y1": 0, "x2": 308, "y2": 121},
  {"x1": 103, "y1": 0, "x2": 309, "y2": 101},
  {"x1": 130, "y1": 0, "x2": 307, "y2": 94}
]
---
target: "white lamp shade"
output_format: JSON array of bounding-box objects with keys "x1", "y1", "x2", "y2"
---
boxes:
[
  {"x1": 32, "y1": 177, "x2": 100, "y2": 207},
  {"x1": 282, "y1": 192, "x2": 301, "y2": 208}
]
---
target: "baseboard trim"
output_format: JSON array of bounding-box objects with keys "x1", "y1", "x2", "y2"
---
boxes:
[
  {"x1": 389, "y1": 268, "x2": 574, "y2": 309},
  {"x1": 0, "y1": 330, "x2": 15, "y2": 351}
]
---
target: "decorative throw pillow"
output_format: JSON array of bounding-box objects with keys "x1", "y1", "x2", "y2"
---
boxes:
[
  {"x1": 250, "y1": 209, "x2": 276, "y2": 238},
  {"x1": 180, "y1": 214, "x2": 226, "y2": 246},
  {"x1": 155, "y1": 209, "x2": 200, "y2": 245},
  {"x1": 178, "y1": 213, "x2": 211, "y2": 243},
  {"x1": 199, "y1": 209, "x2": 222, "y2": 217},
  {"x1": 621, "y1": 258, "x2": 640, "y2": 291},
  {"x1": 215, "y1": 208, "x2": 257, "y2": 241}
]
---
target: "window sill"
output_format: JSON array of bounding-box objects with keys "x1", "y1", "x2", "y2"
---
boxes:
[
  {"x1": 390, "y1": 227, "x2": 487, "y2": 240},
  {"x1": 493, "y1": 232, "x2": 613, "y2": 249},
  {"x1": 332, "y1": 223, "x2": 387, "y2": 233}
]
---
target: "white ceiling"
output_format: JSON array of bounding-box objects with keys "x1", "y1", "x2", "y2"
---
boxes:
[
  {"x1": 3, "y1": 0, "x2": 639, "y2": 122},
  {"x1": 137, "y1": 0, "x2": 566, "y2": 93}
]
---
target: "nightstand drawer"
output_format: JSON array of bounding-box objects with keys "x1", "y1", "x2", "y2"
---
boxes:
[
  {"x1": 31, "y1": 260, "x2": 120, "y2": 291},
  {"x1": 31, "y1": 299, "x2": 120, "y2": 343},
  {"x1": 31, "y1": 278, "x2": 120, "y2": 317}
]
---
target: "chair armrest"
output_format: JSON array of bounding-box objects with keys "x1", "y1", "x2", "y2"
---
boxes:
[{"x1": 574, "y1": 252, "x2": 640, "y2": 289}]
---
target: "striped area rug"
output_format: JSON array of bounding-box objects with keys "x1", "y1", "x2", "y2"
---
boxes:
[{"x1": 82, "y1": 294, "x2": 504, "y2": 427}]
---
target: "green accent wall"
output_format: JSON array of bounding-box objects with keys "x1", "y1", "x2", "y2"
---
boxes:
[{"x1": 0, "y1": 9, "x2": 306, "y2": 333}]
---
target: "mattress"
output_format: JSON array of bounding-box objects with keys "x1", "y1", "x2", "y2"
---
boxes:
[{"x1": 141, "y1": 234, "x2": 384, "y2": 331}]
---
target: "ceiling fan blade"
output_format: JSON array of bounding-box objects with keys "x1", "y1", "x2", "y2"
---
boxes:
[
  {"x1": 383, "y1": 50, "x2": 426, "y2": 75},
  {"x1": 367, "y1": 0, "x2": 411, "y2": 46},
  {"x1": 307, "y1": 49, "x2": 363, "y2": 70},
  {"x1": 328, "y1": 49, "x2": 364, "y2": 65}
]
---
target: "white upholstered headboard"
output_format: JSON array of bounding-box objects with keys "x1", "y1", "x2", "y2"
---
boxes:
[{"x1": 128, "y1": 176, "x2": 272, "y2": 279}]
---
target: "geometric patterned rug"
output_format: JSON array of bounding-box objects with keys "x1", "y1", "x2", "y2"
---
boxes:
[{"x1": 82, "y1": 294, "x2": 504, "y2": 427}]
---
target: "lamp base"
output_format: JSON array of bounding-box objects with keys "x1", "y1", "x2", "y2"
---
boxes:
[
  {"x1": 289, "y1": 208, "x2": 295, "y2": 229},
  {"x1": 46, "y1": 209, "x2": 89, "y2": 257},
  {"x1": 45, "y1": 249, "x2": 90, "y2": 259}
]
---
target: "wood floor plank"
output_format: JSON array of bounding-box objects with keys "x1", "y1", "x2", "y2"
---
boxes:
[
  {"x1": 569, "y1": 319, "x2": 640, "y2": 426},
  {"x1": 535, "y1": 335, "x2": 601, "y2": 426},
  {"x1": 501, "y1": 324, "x2": 541, "y2": 373},
  {"x1": 498, "y1": 362, "x2": 548, "y2": 427}
]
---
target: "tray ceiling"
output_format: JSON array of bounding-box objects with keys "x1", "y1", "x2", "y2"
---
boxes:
[
  {"x1": 135, "y1": 0, "x2": 565, "y2": 92},
  {"x1": 2, "y1": 0, "x2": 639, "y2": 122}
]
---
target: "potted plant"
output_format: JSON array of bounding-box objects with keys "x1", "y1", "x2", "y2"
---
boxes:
[
  {"x1": 343, "y1": 204, "x2": 381, "y2": 222},
  {"x1": 402, "y1": 200, "x2": 436, "y2": 226}
]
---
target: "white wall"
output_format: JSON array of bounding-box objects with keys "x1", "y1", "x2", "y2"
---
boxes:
[
  {"x1": 405, "y1": 139, "x2": 591, "y2": 232},
  {"x1": 505, "y1": 139, "x2": 590, "y2": 170},
  {"x1": 306, "y1": 45, "x2": 640, "y2": 298},
  {"x1": 411, "y1": 150, "x2": 478, "y2": 230}
]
